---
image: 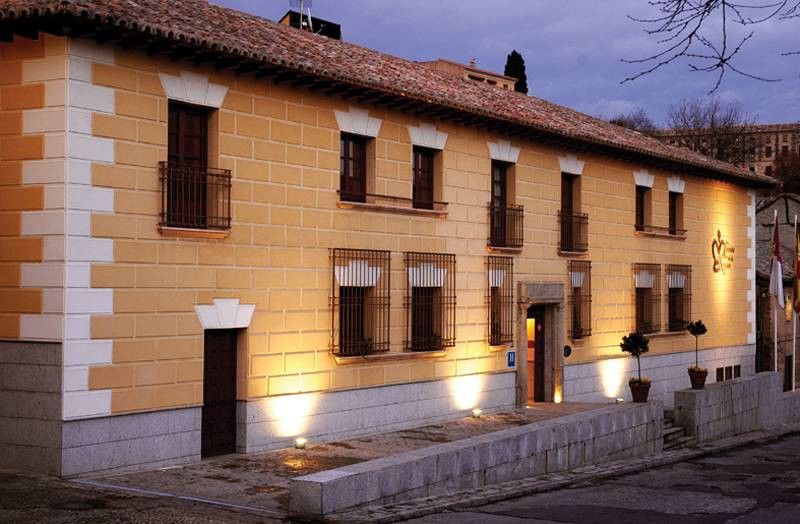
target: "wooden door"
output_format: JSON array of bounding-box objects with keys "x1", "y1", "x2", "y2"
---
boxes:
[
  {"x1": 167, "y1": 101, "x2": 208, "y2": 228},
  {"x1": 527, "y1": 305, "x2": 546, "y2": 402},
  {"x1": 491, "y1": 162, "x2": 507, "y2": 244},
  {"x1": 202, "y1": 329, "x2": 237, "y2": 458}
]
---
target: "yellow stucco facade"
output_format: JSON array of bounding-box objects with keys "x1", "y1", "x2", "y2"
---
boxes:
[{"x1": 0, "y1": 34, "x2": 755, "y2": 423}]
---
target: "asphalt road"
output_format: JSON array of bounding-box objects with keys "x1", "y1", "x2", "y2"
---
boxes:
[
  {"x1": 2, "y1": 435, "x2": 799, "y2": 523},
  {"x1": 407, "y1": 434, "x2": 800, "y2": 524}
]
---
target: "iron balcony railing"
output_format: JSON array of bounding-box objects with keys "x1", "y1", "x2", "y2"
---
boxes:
[
  {"x1": 559, "y1": 211, "x2": 589, "y2": 253},
  {"x1": 635, "y1": 223, "x2": 687, "y2": 236},
  {"x1": 159, "y1": 161, "x2": 231, "y2": 230},
  {"x1": 488, "y1": 203, "x2": 524, "y2": 248}
]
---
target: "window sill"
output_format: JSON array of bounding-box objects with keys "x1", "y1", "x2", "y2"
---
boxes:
[
  {"x1": 643, "y1": 330, "x2": 688, "y2": 338},
  {"x1": 334, "y1": 350, "x2": 447, "y2": 365},
  {"x1": 337, "y1": 200, "x2": 448, "y2": 218},
  {"x1": 558, "y1": 249, "x2": 589, "y2": 258},
  {"x1": 158, "y1": 226, "x2": 230, "y2": 240},
  {"x1": 488, "y1": 342, "x2": 513, "y2": 352},
  {"x1": 487, "y1": 245, "x2": 523, "y2": 254},
  {"x1": 634, "y1": 230, "x2": 686, "y2": 240}
]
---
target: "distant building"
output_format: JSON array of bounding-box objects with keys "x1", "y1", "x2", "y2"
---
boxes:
[
  {"x1": 658, "y1": 123, "x2": 800, "y2": 178},
  {"x1": 420, "y1": 59, "x2": 517, "y2": 90}
]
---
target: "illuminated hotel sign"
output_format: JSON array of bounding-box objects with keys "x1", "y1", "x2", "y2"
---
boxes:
[{"x1": 712, "y1": 230, "x2": 734, "y2": 274}]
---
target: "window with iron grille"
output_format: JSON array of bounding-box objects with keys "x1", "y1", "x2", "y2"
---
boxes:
[
  {"x1": 340, "y1": 133, "x2": 367, "y2": 203},
  {"x1": 569, "y1": 260, "x2": 592, "y2": 339},
  {"x1": 404, "y1": 252, "x2": 456, "y2": 351},
  {"x1": 634, "y1": 263, "x2": 661, "y2": 334},
  {"x1": 667, "y1": 264, "x2": 691, "y2": 332},
  {"x1": 413, "y1": 146, "x2": 435, "y2": 210},
  {"x1": 161, "y1": 101, "x2": 230, "y2": 230},
  {"x1": 487, "y1": 256, "x2": 514, "y2": 345},
  {"x1": 330, "y1": 248, "x2": 390, "y2": 356}
]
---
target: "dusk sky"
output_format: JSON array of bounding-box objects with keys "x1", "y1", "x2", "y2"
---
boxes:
[{"x1": 214, "y1": 0, "x2": 799, "y2": 126}]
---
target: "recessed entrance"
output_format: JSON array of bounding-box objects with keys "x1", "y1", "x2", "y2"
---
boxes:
[
  {"x1": 202, "y1": 329, "x2": 238, "y2": 458},
  {"x1": 527, "y1": 305, "x2": 547, "y2": 403}
]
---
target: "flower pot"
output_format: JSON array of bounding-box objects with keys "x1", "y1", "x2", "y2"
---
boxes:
[
  {"x1": 688, "y1": 368, "x2": 708, "y2": 390},
  {"x1": 629, "y1": 381, "x2": 651, "y2": 403}
]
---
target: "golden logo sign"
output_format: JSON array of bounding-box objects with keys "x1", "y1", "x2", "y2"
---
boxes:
[{"x1": 712, "y1": 230, "x2": 734, "y2": 274}]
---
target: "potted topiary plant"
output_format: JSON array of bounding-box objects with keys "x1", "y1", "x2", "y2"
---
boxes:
[
  {"x1": 620, "y1": 331, "x2": 651, "y2": 402},
  {"x1": 686, "y1": 320, "x2": 708, "y2": 389}
]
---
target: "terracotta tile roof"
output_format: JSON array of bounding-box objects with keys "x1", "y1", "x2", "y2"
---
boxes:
[{"x1": 0, "y1": 0, "x2": 775, "y2": 188}]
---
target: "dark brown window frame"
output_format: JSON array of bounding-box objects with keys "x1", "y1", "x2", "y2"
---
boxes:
[
  {"x1": 487, "y1": 256, "x2": 514, "y2": 345},
  {"x1": 635, "y1": 185, "x2": 650, "y2": 231},
  {"x1": 488, "y1": 160, "x2": 523, "y2": 248},
  {"x1": 569, "y1": 260, "x2": 592, "y2": 339},
  {"x1": 634, "y1": 263, "x2": 661, "y2": 334},
  {"x1": 666, "y1": 264, "x2": 691, "y2": 332},
  {"x1": 330, "y1": 248, "x2": 391, "y2": 356},
  {"x1": 559, "y1": 172, "x2": 588, "y2": 252},
  {"x1": 412, "y1": 146, "x2": 435, "y2": 210},
  {"x1": 404, "y1": 252, "x2": 456, "y2": 352},
  {"x1": 161, "y1": 101, "x2": 231, "y2": 231},
  {"x1": 340, "y1": 133, "x2": 368, "y2": 203}
]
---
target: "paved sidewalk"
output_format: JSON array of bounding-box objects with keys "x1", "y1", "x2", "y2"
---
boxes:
[{"x1": 329, "y1": 422, "x2": 800, "y2": 523}]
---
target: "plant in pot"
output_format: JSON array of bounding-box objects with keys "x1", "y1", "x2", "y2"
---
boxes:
[
  {"x1": 686, "y1": 320, "x2": 708, "y2": 389},
  {"x1": 620, "y1": 331, "x2": 651, "y2": 402}
]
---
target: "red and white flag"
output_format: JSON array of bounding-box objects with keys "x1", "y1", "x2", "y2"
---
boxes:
[{"x1": 770, "y1": 210, "x2": 785, "y2": 309}]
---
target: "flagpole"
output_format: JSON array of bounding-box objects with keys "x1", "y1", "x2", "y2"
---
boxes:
[
  {"x1": 775, "y1": 209, "x2": 779, "y2": 374},
  {"x1": 794, "y1": 214, "x2": 797, "y2": 391}
]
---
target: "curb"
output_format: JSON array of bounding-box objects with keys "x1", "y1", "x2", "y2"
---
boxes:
[{"x1": 327, "y1": 423, "x2": 800, "y2": 523}]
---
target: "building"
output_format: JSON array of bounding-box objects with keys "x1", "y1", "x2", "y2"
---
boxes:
[
  {"x1": 755, "y1": 193, "x2": 800, "y2": 388},
  {"x1": 658, "y1": 123, "x2": 800, "y2": 178},
  {"x1": 419, "y1": 59, "x2": 517, "y2": 90},
  {"x1": 0, "y1": 0, "x2": 773, "y2": 477}
]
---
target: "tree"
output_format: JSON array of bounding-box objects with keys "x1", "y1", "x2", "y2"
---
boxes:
[
  {"x1": 663, "y1": 97, "x2": 755, "y2": 165},
  {"x1": 504, "y1": 50, "x2": 528, "y2": 94},
  {"x1": 609, "y1": 107, "x2": 659, "y2": 135},
  {"x1": 772, "y1": 151, "x2": 800, "y2": 192},
  {"x1": 624, "y1": 1, "x2": 800, "y2": 92}
]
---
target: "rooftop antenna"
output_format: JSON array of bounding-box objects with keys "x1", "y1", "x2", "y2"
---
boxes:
[{"x1": 290, "y1": 0, "x2": 313, "y2": 31}]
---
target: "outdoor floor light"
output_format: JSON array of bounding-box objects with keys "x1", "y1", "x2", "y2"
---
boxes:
[
  {"x1": 294, "y1": 437, "x2": 308, "y2": 449},
  {"x1": 472, "y1": 408, "x2": 483, "y2": 418}
]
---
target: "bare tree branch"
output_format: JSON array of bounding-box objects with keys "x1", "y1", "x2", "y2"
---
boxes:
[{"x1": 623, "y1": 1, "x2": 796, "y2": 91}]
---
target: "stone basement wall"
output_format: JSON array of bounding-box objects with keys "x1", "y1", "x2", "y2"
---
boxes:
[
  {"x1": 565, "y1": 344, "x2": 755, "y2": 407},
  {"x1": 0, "y1": 341, "x2": 63, "y2": 475},
  {"x1": 240, "y1": 371, "x2": 515, "y2": 452},
  {"x1": 674, "y1": 371, "x2": 783, "y2": 443},
  {"x1": 60, "y1": 406, "x2": 200, "y2": 477},
  {"x1": 290, "y1": 401, "x2": 663, "y2": 516}
]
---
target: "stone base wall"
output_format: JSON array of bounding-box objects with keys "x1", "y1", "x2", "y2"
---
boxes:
[
  {"x1": 674, "y1": 371, "x2": 786, "y2": 443},
  {"x1": 61, "y1": 407, "x2": 200, "y2": 477},
  {"x1": 564, "y1": 344, "x2": 754, "y2": 406},
  {"x1": 290, "y1": 401, "x2": 663, "y2": 516},
  {"x1": 0, "y1": 341, "x2": 63, "y2": 475},
  {"x1": 239, "y1": 371, "x2": 516, "y2": 453}
]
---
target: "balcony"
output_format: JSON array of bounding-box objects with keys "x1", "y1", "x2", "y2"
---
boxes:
[
  {"x1": 559, "y1": 211, "x2": 589, "y2": 253},
  {"x1": 488, "y1": 203, "x2": 524, "y2": 249},
  {"x1": 159, "y1": 161, "x2": 231, "y2": 236},
  {"x1": 634, "y1": 223, "x2": 687, "y2": 239}
]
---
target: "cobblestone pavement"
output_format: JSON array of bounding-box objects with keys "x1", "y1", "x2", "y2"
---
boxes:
[
  {"x1": 398, "y1": 433, "x2": 800, "y2": 523},
  {"x1": 0, "y1": 469, "x2": 283, "y2": 523}
]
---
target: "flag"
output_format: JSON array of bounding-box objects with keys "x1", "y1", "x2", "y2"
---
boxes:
[
  {"x1": 795, "y1": 217, "x2": 800, "y2": 313},
  {"x1": 770, "y1": 210, "x2": 785, "y2": 309}
]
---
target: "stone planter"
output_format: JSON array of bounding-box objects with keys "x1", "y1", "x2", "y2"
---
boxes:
[
  {"x1": 688, "y1": 367, "x2": 708, "y2": 390},
  {"x1": 629, "y1": 380, "x2": 651, "y2": 402}
]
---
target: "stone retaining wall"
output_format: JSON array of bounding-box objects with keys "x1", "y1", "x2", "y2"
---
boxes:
[
  {"x1": 290, "y1": 402, "x2": 663, "y2": 516},
  {"x1": 674, "y1": 372, "x2": 783, "y2": 443}
]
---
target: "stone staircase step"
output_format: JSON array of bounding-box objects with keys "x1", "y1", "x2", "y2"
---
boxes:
[{"x1": 664, "y1": 435, "x2": 696, "y2": 450}]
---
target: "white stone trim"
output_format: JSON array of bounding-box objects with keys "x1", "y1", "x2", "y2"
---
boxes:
[
  {"x1": 68, "y1": 133, "x2": 114, "y2": 163},
  {"x1": 43, "y1": 237, "x2": 65, "y2": 261},
  {"x1": 64, "y1": 366, "x2": 89, "y2": 392},
  {"x1": 20, "y1": 263, "x2": 65, "y2": 287},
  {"x1": 19, "y1": 314, "x2": 63, "y2": 340},
  {"x1": 407, "y1": 263, "x2": 447, "y2": 288},
  {"x1": 68, "y1": 185, "x2": 114, "y2": 212},
  {"x1": 334, "y1": 260, "x2": 381, "y2": 287},
  {"x1": 66, "y1": 289, "x2": 113, "y2": 315},
  {"x1": 68, "y1": 80, "x2": 114, "y2": 113},
  {"x1": 64, "y1": 390, "x2": 112, "y2": 420},
  {"x1": 667, "y1": 175, "x2": 685, "y2": 194},
  {"x1": 63, "y1": 340, "x2": 113, "y2": 366},
  {"x1": 22, "y1": 108, "x2": 65, "y2": 133},
  {"x1": 20, "y1": 211, "x2": 65, "y2": 236},
  {"x1": 334, "y1": 106, "x2": 382, "y2": 137},
  {"x1": 195, "y1": 298, "x2": 256, "y2": 330},
  {"x1": 64, "y1": 316, "x2": 91, "y2": 341},
  {"x1": 489, "y1": 269, "x2": 506, "y2": 288},
  {"x1": 487, "y1": 139, "x2": 520, "y2": 164},
  {"x1": 67, "y1": 238, "x2": 113, "y2": 262},
  {"x1": 407, "y1": 122, "x2": 448, "y2": 150},
  {"x1": 633, "y1": 169, "x2": 654, "y2": 188},
  {"x1": 21, "y1": 160, "x2": 65, "y2": 185},
  {"x1": 558, "y1": 154, "x2": 584, "y2": 176},
  {"x1": 158, "y1": 71, "x2": 229, "y2": 108}
]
